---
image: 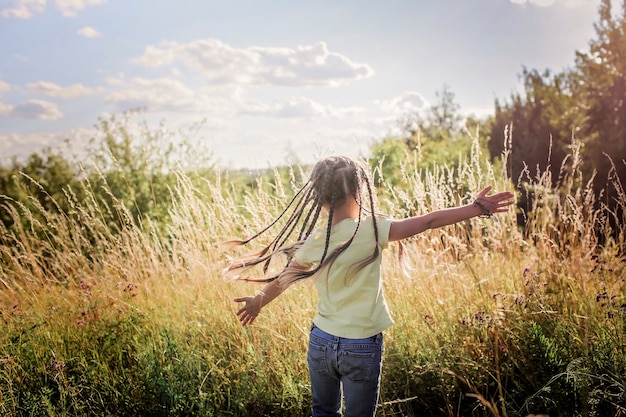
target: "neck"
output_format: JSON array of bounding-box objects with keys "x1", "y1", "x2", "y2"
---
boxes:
[{"x1": 331, "y1": 198, "x2": 360, "y2": 226}]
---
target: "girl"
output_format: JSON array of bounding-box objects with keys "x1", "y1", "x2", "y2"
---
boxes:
[{"x1": 226, "y1": 155, "x2": 514, "y2": 417}]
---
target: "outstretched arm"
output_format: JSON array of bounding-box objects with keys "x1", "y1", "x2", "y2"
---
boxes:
[
  {"x1": 388, "y1": 186, "x2": 514, "y2": 242},
  {"x1": 233, "y1": 262, "x2": 308, "y2": 326}
]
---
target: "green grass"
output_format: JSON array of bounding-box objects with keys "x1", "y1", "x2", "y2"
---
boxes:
[{"x1": 1, "y1": 144, "x2": 624, "y2": 416}]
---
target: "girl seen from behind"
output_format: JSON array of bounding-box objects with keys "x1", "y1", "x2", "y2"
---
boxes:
[{"x1": 225, "y1": 155, "x2": 514, "y2": 417}]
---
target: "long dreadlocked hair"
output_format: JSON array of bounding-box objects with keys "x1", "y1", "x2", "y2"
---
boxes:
[{"x1": 225, "y1": 155, "x2": 382, "y2": 287}]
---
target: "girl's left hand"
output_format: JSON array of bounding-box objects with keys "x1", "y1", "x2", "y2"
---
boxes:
[
  {"x1": 234, "y1": 295, "x2": 262, "y2": 326},
  {"x1": 475, "y1": 186, "x2": 515, "y2": 215}
]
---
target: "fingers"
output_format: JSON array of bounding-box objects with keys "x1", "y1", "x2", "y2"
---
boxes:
[
  {"x1": 475, "y1": 187, "x2": 515, "y2": 215},
  {"x1": 236, "y1": 307, "x2": 256, "y2": 326},
  {"x1": 496, "y1": 193, "x2": 515, "y2": 208},
  {"x1": 234, "y1": 296, "x2": 258, "y2": 326},
  {"x1": 237, "y1": 310, "x2": 255, "y2": 326},
  {"x1": 493, "y1": 201, "x2": 514, "y2": 213},
  {"x1": 494, "y1": 191, "x2": 515, "y2": 200},
  {"x1": 486, "y1": 191, "x2": 514, "y2": 208},
  {"x1": 477, "y1": 185, "x2": 493, "y2": 198},
  {"x1": 241, "y1": 313, "x2": 257, "y2": 326},
  {"x1": 478, "y1": 187, "x2": 514, "y2": 202}
]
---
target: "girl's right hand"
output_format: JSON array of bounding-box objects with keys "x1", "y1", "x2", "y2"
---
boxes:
[{"x1": 234, "y1": 295, "x2": 262, "y2": 326}]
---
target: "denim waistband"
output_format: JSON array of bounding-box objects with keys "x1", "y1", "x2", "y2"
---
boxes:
[{"x1": 310, "y1": 323, "x2": 382, "y2": 344}]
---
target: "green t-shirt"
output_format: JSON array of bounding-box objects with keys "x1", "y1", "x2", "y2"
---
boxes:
[{"x1": 294, "y1": 216, "x2": 394, "y2": 338}]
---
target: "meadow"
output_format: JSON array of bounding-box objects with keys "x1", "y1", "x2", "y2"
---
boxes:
[{"x1": 0, "y1": 139, "x2": 624, "y2": 416}]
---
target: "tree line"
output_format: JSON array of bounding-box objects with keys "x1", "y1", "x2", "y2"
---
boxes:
[{"x1": 489, "y1": 0, "x2": 625, "y2": 212}]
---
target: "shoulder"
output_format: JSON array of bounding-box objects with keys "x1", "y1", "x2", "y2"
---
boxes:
[
  {"x1": 372, "y1": 215, "x2": 393, "y2": 229},
  {"x1": 365, "y1": 215, "x2": 393, "y2": 245}
]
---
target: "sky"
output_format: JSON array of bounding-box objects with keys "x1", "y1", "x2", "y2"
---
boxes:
[{"x1": 0, "y1": 0, "x2": 602, "y2": 170}]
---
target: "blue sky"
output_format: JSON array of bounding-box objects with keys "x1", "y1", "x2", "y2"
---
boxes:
[{"x1": 1, "y1": 0, "x2": 601, "y2": 169}]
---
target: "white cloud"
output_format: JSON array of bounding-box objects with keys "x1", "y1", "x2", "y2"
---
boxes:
[
  {"x1": 1, "y1": 0, "x2": 105, "y2": 19},
  {"x1": 0, "y1": 81, "x2": 11, "y2": 94},
  {"x1": 0, "y1": 127, "x2": 95, "y2": 162},
  {"x1": 0, "y1": 99, "x2": 63, "y2": 120},
  {"x1": 241, "y1": 96, "x2": 363, "y2": 119},
  {"x1": 1, "y1": 131, "x2": 62, "y2": 159},
  {"x1": 26, "y1": 81, "x2": 99, "y2": 98},
  {"x1": 77, "y1": 26, "x2": 102, "y2": 38},
  {"x1": 105, "y1": 77, "x2": 209, "y2": 112},
  {"x1": 1, "y1": 0, "x2": 45, "y2": 19},
  {"x1": 106, "y1": 73, "x2": 126, "y2": 86},
  {"x1": 1, "y1": 132, "x2": 55, "y2": 161},
  {"x1": 104, "y1": 75, "x2": 312, "y2": 118},
  {"x1": 0, "y1": 102, "x2": 13, "y2": 114},
  {"x1": 134, "y1": 39, "x2": 374, "y2": 87},
  {"x1": 54, "y1": 0, "x2": 107, "y2": 17},
  {"x1": 376, "y1": 92, "x2": 429, "y2": 114}
]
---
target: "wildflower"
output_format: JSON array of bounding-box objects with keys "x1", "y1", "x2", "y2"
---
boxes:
[
  {"x1": 78, "y1": 280, "x2": 96, "y2": 302},
  {"x1": 124, "y1": 282, "x2": 138, "y2": 297},
  {"x1": 76, "y1": 309, "x2": 88, "y2": 325},
  {"x1": 472, "y1": 311, "x2": 486, "y2": 322},
  {"x1": 116, "y1": 281, "x2": 138, "y2": 297},
  {"x1": 523, "y1": 266, "x2": 538, "y2": 279}
]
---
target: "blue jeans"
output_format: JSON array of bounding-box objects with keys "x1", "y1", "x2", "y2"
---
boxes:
[{"x1": 307, "y1": 325, "x2": 384, "y2": 417}]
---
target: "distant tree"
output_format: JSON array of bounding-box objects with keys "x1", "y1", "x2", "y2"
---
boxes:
[
  {"x1": 368, "y1": 86, "x2": 487, "y2": 193},
  {"x1": 404, "y1": 85, "x2": 479, "y2": 172},
  {"x1": 574, "y1": 0, "x2": 626, "y2": 204},
  {"x1": 85, "y1": 110, "x2": 213, "y2": 232},
  {"x1": 486, "y1": 0, "x2": 626, "y2": 232},
  {"x1": 488, "y1": 68, "x2": 584, "y2": 184},
  {"x1": 425, "y1": 84, "x2": 463, "y2": 141},
  {"x1": 0, "y1": 149, "x2": 79, "y2": 231},
  {"x1": 404, "y1": 84, "x2": 464, "y2": 146},
  {"x1": 369, "y1": 136, "x2": 408, "y2": 188},
  {"x1": 0, "y1": 109, "x2": 215, "y2": 237}
]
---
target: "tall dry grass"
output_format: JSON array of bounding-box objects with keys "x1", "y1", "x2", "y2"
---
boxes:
[{"x1": 0, "y1": 139, "x2": 624, "y2": 416}]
